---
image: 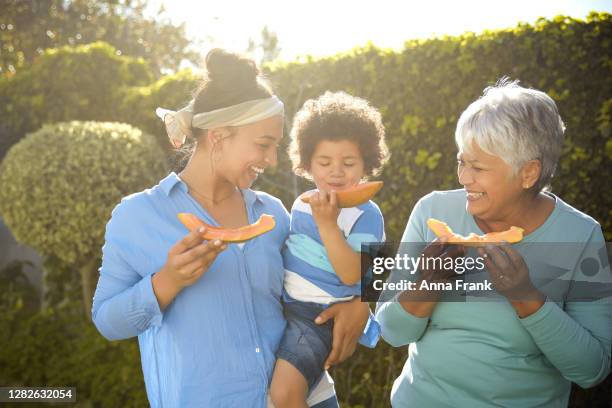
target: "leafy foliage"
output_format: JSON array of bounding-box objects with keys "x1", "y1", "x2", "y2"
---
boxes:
[
  {"x1": 264, "y1": 12, "x2": 612, "y2": 242},
  {"x1": 0, "y1": 120, "x2": 167, "y2": 265},
  {"x1": 0, "y1": 0, "x2": 197, "y2": 77},
  {"x1": 0, "y1": 259, "x2": 39, "y2": 313},
  {"x1": 118, "y1": 68, "x2": 202, "y2": 151},
  {"x1": 0, "y1": 303, "x2": 148, "y2": 407},
  {"x1": 248, "y1": 26, "x2": 282, "y2": 65},
  {"x1": 0, "y1": 41, "x2": 154, "y2": 160},
  {"x1": 0, "y1": 121, "x2": 168, "y2": 313}
]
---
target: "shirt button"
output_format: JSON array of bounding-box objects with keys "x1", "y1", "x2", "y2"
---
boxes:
[{"x1": 255, "y1": 347, "x2": 261, "y2": 353}]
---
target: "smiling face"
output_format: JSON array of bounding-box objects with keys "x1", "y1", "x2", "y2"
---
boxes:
[
  {"x1": 213, "y1": 115, "x2": 283, "y2": 189},
  {"x1": 457, "y1": 141, "x2": 525, "y2": 222},
  {"x1": 308, "y1": 139, "x2": 365, "y2": 192}
]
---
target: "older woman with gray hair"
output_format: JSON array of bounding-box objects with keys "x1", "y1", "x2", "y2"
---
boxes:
[{"x1": 376, "y1": 79, "x2": 611, "y2": 407}]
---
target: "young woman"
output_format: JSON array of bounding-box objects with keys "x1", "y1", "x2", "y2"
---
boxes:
[{"x1": 92, "y1": 49, "x2": 370, "y2": 408}]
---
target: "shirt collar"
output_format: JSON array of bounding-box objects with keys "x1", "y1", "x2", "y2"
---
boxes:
[
  {"x1": 160, "y1": 172, "x2": 187, "y2": 196},
  {"x1": 241, "y1": 188, "x2": 259, "y2": 207},
  {"x1": 160, "y1": 172, "x2": 262, "y2": 207}
]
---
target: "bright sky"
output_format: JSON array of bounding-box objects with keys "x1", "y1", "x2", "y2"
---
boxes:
[{"x1": 149, "y1": 0, "x2": 612, "y2": 62}]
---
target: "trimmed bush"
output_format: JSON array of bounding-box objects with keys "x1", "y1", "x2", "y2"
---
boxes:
[{"x1": 0, "y1": 121, "x2": 168, "y2": 315}]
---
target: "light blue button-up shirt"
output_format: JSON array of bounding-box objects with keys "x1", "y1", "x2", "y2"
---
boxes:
[{"x1": 92, "y1": 172, "x2": 292, "y2": 407}]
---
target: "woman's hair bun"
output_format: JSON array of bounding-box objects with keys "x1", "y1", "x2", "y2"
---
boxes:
[
  {"x1": 192, "y1": 48, "x2": 272, "y2": 115},
  {"x1": 205, "y1": 48, "x2": 258, "y2": 85}
]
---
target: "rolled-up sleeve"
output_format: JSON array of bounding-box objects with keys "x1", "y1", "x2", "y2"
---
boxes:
[{"x1": 92, "y1": 206, "x2": 163, "y2": 341}]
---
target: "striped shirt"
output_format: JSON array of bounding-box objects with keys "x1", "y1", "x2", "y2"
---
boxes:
[{"x1": 282, "y1": 194, "x2": 385, "y2": 347}]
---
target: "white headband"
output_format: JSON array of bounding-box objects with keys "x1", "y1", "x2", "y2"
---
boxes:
[{"x1": 156, "y1": 96, "x2": 284, "y2": 148}]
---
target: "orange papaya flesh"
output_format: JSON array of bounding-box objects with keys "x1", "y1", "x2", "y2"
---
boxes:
[
  {"x1": 300, "y1": 181, "x2": 383, "y2": 208},
  {"x1": 177, "y1": 213, "x2": 275, "y2": 243},
  {"x1": 426, "y1": 218, "x2": 523, "y2": 247}
]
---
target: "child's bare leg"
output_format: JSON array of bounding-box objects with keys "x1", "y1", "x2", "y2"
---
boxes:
[{"x1": 270, "y1": 358, "x2": 309, "y2": 408}]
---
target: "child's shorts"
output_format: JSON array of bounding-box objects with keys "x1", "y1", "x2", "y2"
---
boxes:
[{"x1": 276, "y1": 300, "x2": 333, "y2": 390}]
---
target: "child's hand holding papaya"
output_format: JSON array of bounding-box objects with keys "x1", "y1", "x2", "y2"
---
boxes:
[{"x1": 309, "y1": 190, "x2": 341, "y2": 232}]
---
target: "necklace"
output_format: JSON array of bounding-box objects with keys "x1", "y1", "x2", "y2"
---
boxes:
[
  {"x1": 189, "y1": 185, "x2": 238, "y2": 205},
  {"x1": 180, "y1": 174, "x2": 239, "y2": 205}
]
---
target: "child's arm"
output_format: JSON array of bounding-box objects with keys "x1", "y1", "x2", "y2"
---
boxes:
[
  {"x1": 319, "y1": 223, "x2": 362, "y2": 285},
  {"x1": 309, "y1": 190, "x2": 362, "y2": 285}
]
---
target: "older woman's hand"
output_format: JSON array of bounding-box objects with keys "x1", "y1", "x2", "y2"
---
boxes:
[
  {"x1": 478, "y1": 244, "x2": 545, "y2": 317},
  {"x1": 418, "y1": 238, "x2": 465, "y2": 285},
  {"x1": 314, "y1": 296, "x2": 370, "y2": 369},
  {"x1": 395, "y1": 238, "x2": 466, "y2": 317}
]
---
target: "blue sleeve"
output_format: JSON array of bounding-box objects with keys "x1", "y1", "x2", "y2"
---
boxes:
[
  {"x1": 519, "y1": 226, "x2": 612, "y2": 388},
  {"x1": 347, "y1": 203, "x2": 385, "y2": 252},
  {"x1": 91, "y1": 203, "x2": 163, "y2": 341}
]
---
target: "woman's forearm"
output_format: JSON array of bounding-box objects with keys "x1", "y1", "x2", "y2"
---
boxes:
[
  {"x1": 151, "y1": 267, "x2": 183, "y2": 311},
  {"x1": 92, "y1": 272, "x2": 164, "y2": 341},
  {"x1": 318, "y1": 224, "x2": 362, "y2": 285},
  {"x1": 376, "y1": 281, "x2": 437, "y2": 347},
  {"x1": 375, "y1": 298, "x2": 430, "y2": 347},
  {"x1": 519, "y1": 300, "x2": 612, "y2": 388},
  {"x1": 397, "y1": 284, "x2": 442, "y2": 317},
  {"x1": 510, "y1": 297, "x2": 546, "y2": 318}
]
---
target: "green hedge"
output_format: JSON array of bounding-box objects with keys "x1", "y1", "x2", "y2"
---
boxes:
[
  {"x1": 0, "y1": 121, "x2": 167, "y2": 266},
  {"x1": 117, "y1": 69, "x2": 201, "y2": 151},
  {"x1": 0, "y1": 42, "x2": 154, "y2": 160},
  {"x1": 0, "y1": 301, "x2": 148, "y2": 407},
  {"x1": 0, "y1": 40, "x2": 202, "y2": 165},
  {"x1": 263, "y1": 12, "x2": 612, "y2": 243}
]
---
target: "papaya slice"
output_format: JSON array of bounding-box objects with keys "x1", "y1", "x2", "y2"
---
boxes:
[
  {"x1": 300, "y1": 181, "x2": 383, "y2": 208},
  {"x1": 177, "y1": 213, "x2": 275, "y2": 243},
  {"x1": 426, "y1": 218, "x2": 523, "y2": 247}
]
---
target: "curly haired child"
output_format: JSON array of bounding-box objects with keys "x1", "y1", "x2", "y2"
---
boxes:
[{"x1": 270, "y1": 91, "x2": 390, "y2": 407}]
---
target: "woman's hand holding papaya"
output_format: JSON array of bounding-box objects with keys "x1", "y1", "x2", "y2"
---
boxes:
[
  {"x1": 398, "y1": 238, "x2": 465, "y2": 317},
  {"x1": 478, "y1": 243, "x2": 545, "y2": 317},
  {"x1": 417, "y1": 238, "x2": 465, "y2": 286},
  {"x1": 152, "y1": 227, "x2": 227, "y2": 310}
]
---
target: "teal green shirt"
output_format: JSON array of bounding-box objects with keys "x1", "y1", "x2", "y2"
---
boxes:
[{"x1": 376, "y1": 190, "x2": 612, "y2": 408}]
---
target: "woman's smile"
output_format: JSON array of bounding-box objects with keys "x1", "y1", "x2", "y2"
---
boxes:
[
  {"x1": 248, "y1": 165, "x2": 265, "y2": 180},
  {"x1": 466, "y1": 190, "x2": 486, "y2": 201}
]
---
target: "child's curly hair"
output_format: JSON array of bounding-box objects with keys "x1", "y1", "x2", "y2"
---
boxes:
[{"x1": 288, "y1": 91, "x2": 389, "y2": 179}]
